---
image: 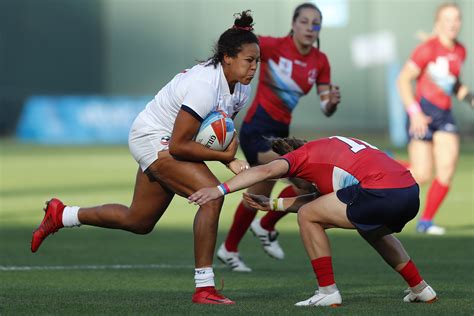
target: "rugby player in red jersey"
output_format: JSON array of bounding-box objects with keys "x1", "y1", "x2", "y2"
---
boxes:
[
  {"x1": 217, "y1": 2, "x2": 341, "y2": 272},
  {"x1": 189, "y1": 136, "x2": 437, "y2": 306},
  {"x1": 397, "y1": 3, "x2": 473, "y2": 235}
]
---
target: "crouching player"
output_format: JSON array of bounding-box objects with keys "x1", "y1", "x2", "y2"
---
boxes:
[{"x1": 188, "y1": 136, "x2": 437, "y2": 306}]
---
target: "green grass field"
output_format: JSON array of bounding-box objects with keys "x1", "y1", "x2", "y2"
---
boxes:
[{"x1": 1, "y1": 139, "x2": 473, "y2": 315}]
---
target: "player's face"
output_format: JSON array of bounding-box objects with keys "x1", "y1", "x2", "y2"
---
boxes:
[
  {"x1": 225, "y1": 43, "x2": 260, "y2": 85},
  {"x1": 436, "y1": 6, "x2": 461, "y2": 40},
  {"x1": 292, "y1": 8, "x2": 322, "y2": 47}
]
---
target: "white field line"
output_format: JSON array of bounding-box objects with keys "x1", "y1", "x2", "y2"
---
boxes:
[{"x1": 0, "y1": 263, "x2": 226, "y2": 271}]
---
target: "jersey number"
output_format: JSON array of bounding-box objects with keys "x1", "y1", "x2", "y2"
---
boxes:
[{"x1": 330, "y1": 136, "x2": 378, "y2": 153}]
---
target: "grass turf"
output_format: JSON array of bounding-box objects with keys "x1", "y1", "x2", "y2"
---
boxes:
[{"x1": 1, "y1": 139, "x2": 473, "y2": 315}]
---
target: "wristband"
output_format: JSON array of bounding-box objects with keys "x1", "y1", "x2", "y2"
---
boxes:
[
  {"x1": 407, "y1": 102, "x2": 422, "y2": 116},
  {"x1": 270, "y1": 198, "x2": 285, "y2": 211},
  {"x1": 216, "y1": 183, "x2": 231, "y2": 196},
  {"x1": 320, "y1": 99, "x2": 329, "y2": 112}
]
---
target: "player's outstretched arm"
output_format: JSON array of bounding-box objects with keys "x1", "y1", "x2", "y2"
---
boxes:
[
  {"x1": 243, "y1": 192, "x2": 319, "y2": 213},
  {"x1": 188, "y1": 159, "x2": 289, "y2": 205}
]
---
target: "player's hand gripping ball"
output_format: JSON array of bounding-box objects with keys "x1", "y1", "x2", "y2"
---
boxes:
[{"x1": 195, "y1": 110, "x2": 235, "y2": 151}]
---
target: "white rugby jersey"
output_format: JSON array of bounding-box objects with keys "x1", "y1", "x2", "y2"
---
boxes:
[{"x1": 137, "y1": 62, "x2": 251, "y2": 135}]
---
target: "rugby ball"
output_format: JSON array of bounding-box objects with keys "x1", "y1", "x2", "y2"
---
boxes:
[{"x1": 195, "y1": 110, "x2": 234, "y2": 151}]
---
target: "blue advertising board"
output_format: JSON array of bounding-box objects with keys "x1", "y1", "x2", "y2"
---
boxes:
[{"x1": 16, "y1": 96, "x2": 151, "y2": 144}]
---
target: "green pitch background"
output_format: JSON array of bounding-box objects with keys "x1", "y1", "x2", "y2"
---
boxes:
[{"x1": 1, "y1": 140, "x2": 473, "y2": 315}]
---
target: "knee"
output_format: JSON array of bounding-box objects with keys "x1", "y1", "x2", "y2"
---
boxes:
[
  {"x1": 123, "y1": 212, "x2": 156, "y2": 234},
  {"x1": 297, "y1": 205, "x2": 315, "y2": 227},
  {"x1": 201, "y1": 197, "x2": 225, "y2": 214}
]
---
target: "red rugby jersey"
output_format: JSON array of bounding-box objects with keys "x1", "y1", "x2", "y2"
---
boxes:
[
  {"x1": 281, "y1": 137, "x2": 416, "y2": 194},
  {"x1": 410, "y1": 37, "x2": 466, "y2": 110},
  {"x1": 244, "y1": 35, "x2": 331, "y2": 125}
]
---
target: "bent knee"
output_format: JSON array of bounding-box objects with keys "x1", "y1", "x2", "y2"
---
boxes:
[
  {"x1": 124, "y1": 216, "x2": 156, "y2": 234},
  {"x1": 202, "y1": 196, "x2": 224, "y2": 211},
  {"x1": 297, "y1": 206, "x2": 316, "y2": 226}
]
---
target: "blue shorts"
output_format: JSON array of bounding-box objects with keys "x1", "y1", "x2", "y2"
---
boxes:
[
  {"x1": 406, "y1": 97, "x2": 458, "y2": 141},
  {"x1": 239, "y1": 105, "x2": 289, "y2": 165},
  {"x1": 336, "y1": 184, "x2": 419, "y2": 233}
]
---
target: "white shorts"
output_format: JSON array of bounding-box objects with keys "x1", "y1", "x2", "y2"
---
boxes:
[{"x1": 128, "y1": 115, "x2": 171, "y2": 171}]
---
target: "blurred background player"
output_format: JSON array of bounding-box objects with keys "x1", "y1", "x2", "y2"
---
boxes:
[
  {"x1": 217, "y1": 2, "x2": 341, "y2": 272},
  {"x1": 189, "y1": 136, "x2": 437, "y2": 306},
  {"x1": 30, "y1": 11, "x2": 259, "y2": 305},
  {"x1": 397, "y1": 3, "x2": 473, "y2": 235}
]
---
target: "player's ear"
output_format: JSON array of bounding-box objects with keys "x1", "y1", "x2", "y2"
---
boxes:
[{"x1": 223, "y1": 54, "x2": 233, "y2": 66}]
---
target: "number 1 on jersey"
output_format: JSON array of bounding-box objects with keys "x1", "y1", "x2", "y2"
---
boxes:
[{"x1": 330, "y1": 136, "x2": 378, "y2": 153}]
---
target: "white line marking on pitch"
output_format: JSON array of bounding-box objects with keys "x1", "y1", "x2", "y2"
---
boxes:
[{"x1": 0, "y1": 264, "x2": 226, "y2": 271}]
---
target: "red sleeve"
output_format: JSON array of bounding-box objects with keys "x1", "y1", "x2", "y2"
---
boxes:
[
  {"x1": 258, "y1": 36, "x2": 280, "y2": 62},
  {"x1": 280, "y1": 146, "x2": 307, "y2": 177},
  {"x1": 410, "y1": 42, "x2": 433, "y2": 70},
  {"x1": 316, "y1": 51, "x2": 331, "y2": 85}
]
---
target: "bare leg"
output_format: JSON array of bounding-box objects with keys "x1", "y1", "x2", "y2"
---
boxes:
[
  {"x1": 78, "y1": 167, "x2": 174, "y2": 234},
  {"x1": 359, "y1": 231, "x2": 410, "y2": 270},
  {"x1": 146, "y1": 151, "x2": 225, "y2": 268},
  {"x1": 297, "y1": 193, "x2": 354, "y2": 259},
  {"x1": 408, "y1": 140, "x2": 433, "y2": 185}
]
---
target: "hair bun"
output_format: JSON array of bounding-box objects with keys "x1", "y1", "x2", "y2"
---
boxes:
[{"x1": 233, "y1": 10, "x2": 254, "y2": 31}]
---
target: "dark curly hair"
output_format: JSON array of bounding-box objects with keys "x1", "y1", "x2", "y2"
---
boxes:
[
  {"x1": 271, "y1": 137, "x2": 307, "y2": 156},
  {"x1": 206, "y1": 10, "x2": 259, "y2": 68}
]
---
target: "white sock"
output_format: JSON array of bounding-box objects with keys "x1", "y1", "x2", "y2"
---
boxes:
[
  {"x1": 319, "y1": 284, "x2": 338, "y2": 294},
  {"x1": 194, "y1": 267, "x2": 215, "y2": 288},
  {"x1": 62, "y1": 206, "x2": 81, "y2": 227}
]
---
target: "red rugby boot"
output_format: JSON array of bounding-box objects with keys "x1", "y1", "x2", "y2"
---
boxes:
[
  {"x1": 31, "y1": 198, "x2": 65, "y2": 253},
  {"x1": 192, "y1": 287, "x2": 235, "y2": 305}
]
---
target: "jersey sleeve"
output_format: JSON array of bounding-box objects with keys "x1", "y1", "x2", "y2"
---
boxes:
[
  {"x1": 280, "y1": 146, "x2": 307, "y2": 177},
  {"x1": 410, "y1": 42, "x2": 433, "y2": 70},
  {"x1": 258, "y1": 36, "x2": 280, "y2": 61},
  {"x1": 316, "y1": 52, "x2": 331, "y2": 85},
  {"x1": 181, "y1": 80, "x2": 217, "y2": 120}
]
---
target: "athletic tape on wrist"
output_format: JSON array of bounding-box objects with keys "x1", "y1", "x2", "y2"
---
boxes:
[
  {"x1": 320, "y1": 99, "x2": 329, "y2": 112},
  {"x1": 271, "y1": 198, "x2": 285, "y2": 211}
]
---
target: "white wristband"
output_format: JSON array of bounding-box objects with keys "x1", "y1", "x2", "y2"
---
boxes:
[{"x1": 320, "y1": 99, "x2": 330, "y2": 112}]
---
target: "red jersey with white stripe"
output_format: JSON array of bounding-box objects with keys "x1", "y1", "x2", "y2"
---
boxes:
[
  {"x1": 281, "y1": 137, "x2": 415, "y2": 194},
  {"x1": 244, "y1": 36, "x2": 331, "y2": 125},
  {"x1": 410, "y1": 37, "x2": 466, "y2": 110}
]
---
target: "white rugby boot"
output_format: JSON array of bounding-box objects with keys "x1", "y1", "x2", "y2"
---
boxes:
[
  {"x1": 403, "y1": 285, "x2": 437, "y2": 303},
  {"x1": 250, "y1": 218, "x2": 285, "y2": 260},
  {"x1": 216, "y1": 243, "x2": 252, "y2": 272},
  {"x1": 295, "y1": 289, "x2": 342, "y2": 307}
]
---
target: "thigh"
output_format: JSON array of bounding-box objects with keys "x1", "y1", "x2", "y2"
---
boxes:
[
  {"x1": 408, "y1": 140, "x2": 433, "y2": 183},
  {"x1": 299, "y1": 192, "x2": 355, "y2": 229},
  {"x1": 129, "y1": 167, "x2": 175, "y2": 223},
  {"x1": 433, "y1": 131, "x2": 459, "y2": 182},
  {"x1": 146, "y1": 150, "x2": 220, "y2": 197}
]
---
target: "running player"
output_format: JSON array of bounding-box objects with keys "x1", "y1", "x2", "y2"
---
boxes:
[
  {"x1": 218, "y1": 2, "x2": 341, "y2": 272},
  {"x1": 189, "y1": 136, "x2": 437, "y2": 306},
  {"x1": 397, "y1": 3, "x2": 473, "y2": 235},
  {"x1": 30, "y1": 10, "x2": 259, "y2": 305}
]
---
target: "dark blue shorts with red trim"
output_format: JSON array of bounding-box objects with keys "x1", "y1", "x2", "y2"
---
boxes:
[
  {"x1": 336, "y1": 184, "x2": 420, "y2": 233},
  {"x1": 239, "y1": 105, "x2": 289, "y2": 165},
  {"x1": 406, "y1": 97, "x2": 458, "y2": 141}
]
